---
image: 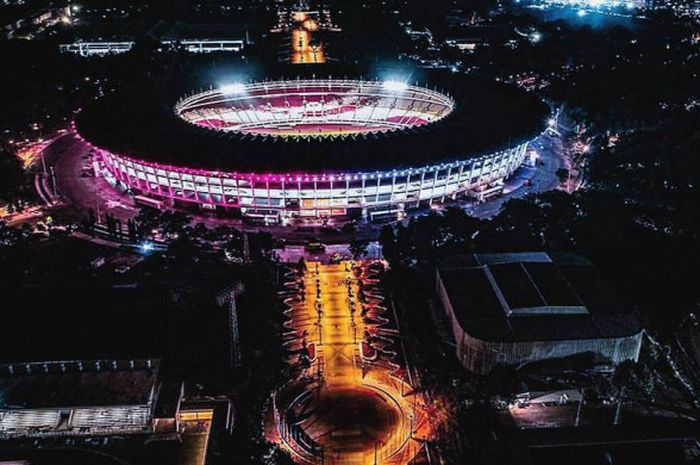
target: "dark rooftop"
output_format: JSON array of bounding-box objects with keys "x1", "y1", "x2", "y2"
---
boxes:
[
  {"x1": 75, "y1": 66, "x2": 548, "y2": 173},
  {"x1": 0, "y1": 359, "x2": 159, "y2": 409},
  {"x1": 437, "y1": 252, "x2": 642, "y2": 342}
]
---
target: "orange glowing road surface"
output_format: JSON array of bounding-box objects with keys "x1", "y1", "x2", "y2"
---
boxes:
[
  {"x1": 290, "y1": 15, "x2": 325, "y2": 64},
  {"x1": 179, "y1": 410, "x2": 214, "y2": 421},
  {"x1": 177, "y1": 409, "x2": 213, "y2": 465},
  {"x1": 317, "y1": 264, "x2": 361, "y2": 387},
  {"x1": 270, "y1": 262, "x2": 433, "y2": 465}
]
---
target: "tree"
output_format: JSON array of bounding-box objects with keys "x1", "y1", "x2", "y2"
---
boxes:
[
  {"x1": 192, "y1": 222, "x2": 208, "y2": 238},
  {"x1": 349, "y1": 239, "x2": 369, "y2": 260},
  {"x1": 341, "y1": 222, "x2": 356, "y2": 234},
  {"x1": 168, "y1": 233, "x2": 198, "y2": 264},
  {"x1": 134, "y1": 206, "x2": 160, "y2": 237},
  {"x1": 482, "y1": 364, "x2": 519, "y2": 397},
  {"x1": 127, "y1": 218, "x2": 138, "y2": 242},
  {"x1": 105, "y1": 213, "x2": 117, "y2": 238},
  {"x1": 160, "y1": 211, "x2": 190, "y2": 236},
  {"x1": 249, "y1": 231, "x2": 274, "y2": 260},
  {"x1": 82, "y1": 209, "x2": 96, "y2": 234},
  {"x1": 555, "y1": 168, "x2": 570, "y2": 183},
  {"x1": 379, "y1": 224, "x2": 396, "y2": 262},
  {"x1": 0, "y1": 146, "x2": 24, "y2": 200}
]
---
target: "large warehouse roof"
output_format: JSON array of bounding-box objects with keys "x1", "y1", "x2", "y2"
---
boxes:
[
  {"x1": 0, "y1": 359, "x2": 159, "y2": 409},
  {"x1": 75, "y1": 66, "x2": 548, "y2": 173},
  {"x1": 437, "y1": 253, "x2": 642, "y2": 343}
]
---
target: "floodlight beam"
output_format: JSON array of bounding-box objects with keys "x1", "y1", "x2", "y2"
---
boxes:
[
  {"x1": 220, "y1": 83, "x2": 246, "y2": 95},
  {"x1": 382, "y1": 80, "x2": 408, "y2": 92}
]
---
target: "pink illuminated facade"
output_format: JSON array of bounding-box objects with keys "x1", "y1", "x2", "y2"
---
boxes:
[
  {"x1": 78, "y1": 79, "x2": 538, "y2": 223},
  {"x1": 95, "y1": 142, "x2": 529, "y2": 223}
]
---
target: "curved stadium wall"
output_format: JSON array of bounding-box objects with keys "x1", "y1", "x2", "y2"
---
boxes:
[{"x1": 95, "y1": 141, "x2": 529, "y2": 222}]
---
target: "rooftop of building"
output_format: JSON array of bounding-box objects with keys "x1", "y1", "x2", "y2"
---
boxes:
[
  {"x1": 437, "y1": 252, "x2": 643, "y2": 343},
  {"x1": 0, "y1": 2, "x2": 65, "y2": 27},
  {"x1": 0, "y1": 359, "x2": 159, "y2": 410}
]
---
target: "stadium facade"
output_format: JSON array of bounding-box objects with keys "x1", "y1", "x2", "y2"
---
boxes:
[
  {"x1": 76, "y1": 69, "x2": 549, "y2": 223},
  {"x1": 436, "y1": 253, "x2": 643, "y2": 375}
]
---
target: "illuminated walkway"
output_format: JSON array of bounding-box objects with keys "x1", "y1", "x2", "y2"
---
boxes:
[
  {"x1": 272, "y1": 261, "x2": 431, "y2": 465},
  {"x1": 316, "y1": 262, "x2": 360, "y2": 386},
  {"x1": 290, "y1": 12, "x2": 325, "y2": 64}
]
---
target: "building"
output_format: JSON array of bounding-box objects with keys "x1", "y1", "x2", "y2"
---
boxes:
[
  {"x1": 59, "y1": 37, "x2": 248, "y2": 57},
  {"x1": 436, "y1": 253, "x2": 643, "y2": 374},
  {"x1": 0, "y1": 359, "x2": 181, "y2": 439},
  {"x1": 1, "y1": 4, "x2": 70, "y2": 40},
  {"x1": 444, "y1": 25, "x2": 517, "y2": 52},
  {"x1": 59, "y1": 20, "x2": 251, "y2": 57},
  {"x1": 74, "y1": 67, "x2": 548, "y2": 224}
]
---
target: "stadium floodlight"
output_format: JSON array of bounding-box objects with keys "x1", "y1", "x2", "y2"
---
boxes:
[
  {"x1": 220, "y1": 83, "x2": 246, "y2": 95},
  {"x1": 140, "y1": 241, "x2": 154, "y2": 254},
  {"x1": 382, "y1": 80, "x2": 408, "y2": 92}
]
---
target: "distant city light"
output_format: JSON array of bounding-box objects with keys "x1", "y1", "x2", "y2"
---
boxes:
[
  {"x1": 220, "y1": 83, "x2": 246, "y2": 95},
  {"x1": 535, "y1": 0, "x2": 642, "y2": 12},
  {"x1": 382, "y1": 80, "x2": 408, "y2": 92},
  {"x1": 140, "y1": 241, "x2": 155, "y2": 253}
]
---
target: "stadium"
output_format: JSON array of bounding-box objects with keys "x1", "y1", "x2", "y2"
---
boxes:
[{"x1": 75, "y1": 67, "x2": 549, "y2": 224}]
